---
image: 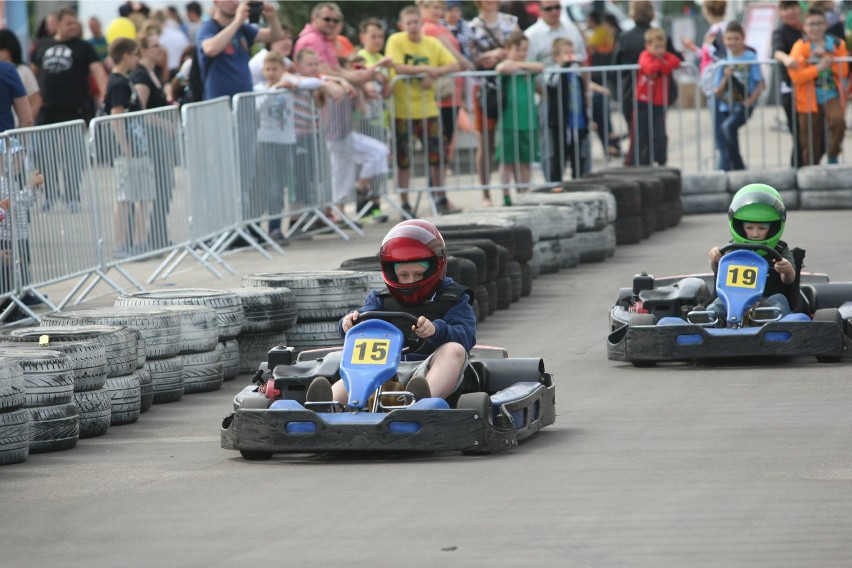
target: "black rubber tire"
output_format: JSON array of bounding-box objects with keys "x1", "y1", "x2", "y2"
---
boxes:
[
  {"x1": 229, "y1": 286, "x2": 299, "y2": 333},
  {"x1": 27, "y1": 402, "x2": 79, "y2": 454},
  {"x1": 445, "y1": 246, "x2": 487, "y2": 286},
  {"x1": 654, "y1": 202, "x2": 670, "y2": 232},
  {"x1": 217, "y1": 339, "x2": 241, "y2": 381},
  {"x1": 2, "y1": 325, "x2": 138, "y2": 378},
  {"x1": 0, "y1": 348, "x2": 74, "y2": 409},
  {"x1": 457, "y1": 392, "x2": 493, "y2": 455},
  {"x1": 240, "y1": 450, "x2": 273, "y2": 460},
  {"x1": 583, "y1": 175, "x2": 642, "y2": 216},
  {"x1": 113, "y1": 301, "x2": 219, "y2": 353},
  {"x1": 474, "y1": 284, "x2": 489, "y2": 322},
  {"x1": 241, "y1": 271, "x2": 369, "y2": 323},
  {"x1": 534, "y1": 240, "x2": 561, "y2": 274},
  {"x1": 0, "y1": 358, "x2": 25, "y2": 412},
  {"x1": 0, "y1": 408, "x2": 29, "y2": 464},
  {"x1": 236, "y1": 331, "x2": 288, "y2": 374},
  {"x1": 446, "y1": 239, "x2": 500, "y2": 281},
  {"x1": 437, "y1": 225, "x2": 517, "y2": 260},
  {"x1": 135, "y1": 368, "x2": 154, "y2": 413},
  {"x1": 180, "y1": 350, "x2": 224, "y2": 394},
  {"x1": 339, "y1": 255, "x2": 380, "y2": 271},
  {"x1": 635, "y1": 176, "x2": 665, "y2": 208},
  {"x1": 74, "y1": 388, "x2": 111, "y2": 438},
  {"x1": 448, "y1": 256, "x2": 478, "y2": 289},
  {"x1": 285, "y1": 321, "x2": 343, "y2": 354},
  {"x1": 114, "y1": 289, "x2": 245, "y2": 340},
  {"x1": 509, "y1": 226, "x2": 534, "y2": 263},
  {"x1": 615, "y1": 216, "x2": 644, "y2": 245},
  {"x1": 145, "y1": 356, "x2": 185, "y2": 404},
  {"x1": 0, "y1": 340, "x2": 107, "y2": 393},
  {"x1": 104, "y1": 375, "x2": 141, "y2": 425},
  {"x1": 484, "y1": 281, "x2": 498, "y2": 315},
  {"x1": 471, "y1": 297, "x2": 482, "y2": 323},
  {"x1": 42, "y1": 308, "x2": 182, "y2": 360},
  {"x1": 519, "y1": 262, "x2": 533, "y2": 297},
  {"x1": 507, "y1": 260, "x2": 522, "y2": 302},
  {"x1": 814, "y1": 308, "x2": 843, "y2": 363},
  {"x1": 641, "y1": 207, "x2": 657, "y2": 239},
  {"x1": 136, "y1": 334, "x2": 146, "y2": 369},
  {"x1": 495, "y1": 275, "x2": 512, "y2": 310}
]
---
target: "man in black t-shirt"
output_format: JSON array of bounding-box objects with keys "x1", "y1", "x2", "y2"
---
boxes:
[
  {"x1": 31, "y1": 7, "x2": 108, "y2": 209},
  {"x1": 772, "y1": 0, "x2": 805, "y2": 168}
]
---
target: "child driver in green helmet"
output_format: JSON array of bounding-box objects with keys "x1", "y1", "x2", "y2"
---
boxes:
[{"x1": 707, "y1": 183, "x2": 799, "y2": 322}]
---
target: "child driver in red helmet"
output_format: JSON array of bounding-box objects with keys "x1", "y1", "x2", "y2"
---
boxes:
[{"x1": 306, "y1": 220, "x2": 477, "y2": 406}]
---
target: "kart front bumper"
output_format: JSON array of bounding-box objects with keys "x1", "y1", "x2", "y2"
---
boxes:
[
  {"x1": 221, "y1": 381, "x2": 555, "y2": 455},
  {"x1": 607, "y1": 319, "x2": 849, "y2": 363}
]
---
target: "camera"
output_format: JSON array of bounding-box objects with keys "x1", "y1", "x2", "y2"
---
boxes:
[{"x1": 248, "y1": 1, "x2": 263, "y2": 24}]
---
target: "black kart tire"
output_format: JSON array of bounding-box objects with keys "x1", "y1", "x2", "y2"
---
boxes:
[
  {"x1": 135, "y1": 368, "x2": 154, "y2": 412},
  {"x1": 438, "y1": 225, "x2": 517, "y2": 260},
  {"x1": 495, "y1": 275, "x2": 512, "y2": 310},
  {"x1": 474, "y1": 284, "x2": 489, "y2": 322},
  {"x1": 230, "y1": 286, "x2": 299, "y2": 333},
  {"x1": 506, "y1": 260, "x2": 521, "y2": 302},
  {"x1": 519, "y1": 262, "x2": 533, "y2": 297},
  {"x1": 484, "y1": 281, "x2": 498, "y2": 315},
  {"x1": 445, "y1": 246, "x2": 487, "y2": 286},
  {"x1": 112, "y1": 301, "x2": 219, "y2": 353},
  {"x1": 814, "y1": 308, "x2": 843, "y2": 363},
  {"x1": 457, "y1": 392, "x2": 493, "y2": 455},
  {"x1": 285, "y1": 321, "x2": 342, "y2": 354},
  {"x1": 446, "y1": 239, "x2": 500, "y2": 281},
  {"x1": 448, "y1": 256, "x2": 478, "y2": 289},
  {"x1": 615, "y1": 216, "x2": 644, "y2": 245}
]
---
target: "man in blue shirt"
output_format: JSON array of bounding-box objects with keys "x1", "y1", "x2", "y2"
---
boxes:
[{"x1": 197, "y1": 0, "x2": 285, "y2": 100}]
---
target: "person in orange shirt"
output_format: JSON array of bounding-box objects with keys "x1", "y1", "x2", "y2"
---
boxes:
[{"x1": 788, "y1": 6, "x2": 848, "y2": 165}]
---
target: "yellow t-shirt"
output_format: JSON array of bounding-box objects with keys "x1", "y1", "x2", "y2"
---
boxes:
[{"x1": 385, "y1": 32, "x2": 455, "y2": 119}]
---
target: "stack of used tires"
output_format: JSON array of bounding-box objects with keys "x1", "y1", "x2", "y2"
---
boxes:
[
  {"x1": 0, "y1": 348, "x2": 77, "y2": 454},
  {"x1": 521, "y1": 182, "x2": 617, "y2": 261},
  {"x1": 337, "y1": 254, "x2": 487, "y2": 321},
  {"x1": 113, "y1": 289, "x2": 245, "y2": 394},
  {"x1": 0, "y1": 328, "x2": 116, "y2": 438},
  {"x1": 680, "y1": 170, "x2": 729, "y2": 214},
  {"x1": 562, "y1": 177, "x2": 643, "y2": 244},
  {"x1": 41, "y1": 308, "x2": 181, "y2": 423},
  {"x1": 796, "y1": 165, "x2": 852, "y2": 210},
  {"x1": 0, "y1": 359, "x2": 27, "y2": 464},
  {"x1": 228, "y1": 287, "x2": 299, "y2": 373},
  {"x1": 240, "y1": 271, "x2": 368, "y2": 355},
  {"x1": 729, "y1": 169, "x2": 798, "y2": 209},
  {"x1": 589, "y1": 165, "x2": 683, "y2": 234}
]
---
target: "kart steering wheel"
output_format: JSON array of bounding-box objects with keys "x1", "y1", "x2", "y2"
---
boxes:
[
  {"x1": 718, "y1": 242, "x2": 784, "y2": 263},
  {"x1": 357, "y1": 311, "x2": 429, "y2": 354}
]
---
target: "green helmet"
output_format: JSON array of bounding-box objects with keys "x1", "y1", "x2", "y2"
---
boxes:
[{"x1": 728, "y1": 184, "x2": 786, "y2": 251}]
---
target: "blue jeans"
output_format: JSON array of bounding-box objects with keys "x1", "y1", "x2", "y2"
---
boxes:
[
  {"x1": 715, "y1": 103, "x2": 752, "y2": 171},
  {"x1": 708, "y1": 293, "x2": 791, "y2": 323}
]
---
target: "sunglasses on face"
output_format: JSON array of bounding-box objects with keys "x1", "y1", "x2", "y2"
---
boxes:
[
  {"x1": 541, "y1": 5, "x2": 561, "y2": 12},
  {"x1": 322, "y1": 16, "x2": 341, "y2": 24}
]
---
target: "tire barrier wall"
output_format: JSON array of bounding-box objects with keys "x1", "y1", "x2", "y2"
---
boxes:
[{"x1": 680, "y1": 165, "x2": 852, "y2": 214}]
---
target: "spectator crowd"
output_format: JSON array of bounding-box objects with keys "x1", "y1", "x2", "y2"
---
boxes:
[{"x1": 2, "y1": 0, "x2": 852, "y2": 248}]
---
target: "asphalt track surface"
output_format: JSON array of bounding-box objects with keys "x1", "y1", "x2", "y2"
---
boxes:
[{"x1": 2, "y1": 210, "x2": 852, "y2": 567}]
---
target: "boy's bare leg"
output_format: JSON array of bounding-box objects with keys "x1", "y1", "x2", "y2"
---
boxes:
[
  {"x1": 423, "y1": 342, "x2": 466, "y2": 399},
  {"x1": 397, "y1": 167, "x2": 411, "y2": 207}
]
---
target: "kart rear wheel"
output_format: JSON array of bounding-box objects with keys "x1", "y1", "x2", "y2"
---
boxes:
[
  {"x1": 240, "y1": 450, "x2": 273, "y2": 460},
  {"x1": 813, "y1": 308, "x2": 843, "y2": 363},
  {"x1": 457, "y1": 392, "x2": 493, "y2": 455},
  {"x1": 628, "y1": 313, "x2": 657, "y2": 327}
]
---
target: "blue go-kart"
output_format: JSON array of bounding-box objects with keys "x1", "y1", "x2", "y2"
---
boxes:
[
  {"x1": 607, "y1": 243, "x2": 852, "y2": 366},
  {"x1": 221, "y1": 312, "x2": 555, "y2": 459}
]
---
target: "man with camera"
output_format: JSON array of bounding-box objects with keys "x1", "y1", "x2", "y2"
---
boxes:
[{"x1": 198, "y1": 0, "x2": 285, "y2": 100}]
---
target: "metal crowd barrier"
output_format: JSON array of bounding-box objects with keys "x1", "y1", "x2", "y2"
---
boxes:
[{"x1": 0, "y1": 123, "x2": 103, "y2": 322}]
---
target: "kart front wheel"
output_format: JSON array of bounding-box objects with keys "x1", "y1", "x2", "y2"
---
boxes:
[
  {"x1": 813, "y1": 308, "x2": 843, "y2": 363},
  {"x1": 457, "y1": 392, "x2": 493, "y2": 455},
  {"x1": 240, "y1": 450, "x2": 273, "y2": 461}
]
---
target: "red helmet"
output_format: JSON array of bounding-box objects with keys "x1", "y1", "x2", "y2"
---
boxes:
[{"x1": 380, "y1": 220, "x2": 447, "y2": 304}]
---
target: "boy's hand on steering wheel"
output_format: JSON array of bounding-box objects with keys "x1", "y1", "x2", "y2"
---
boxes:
[
  {"x1": 412, "y1": 316, "x2": 435, "y2": 339},
  {"x1": 342, "y1": 310, "x2": 360, "y2": 332},
  {"x1": 773, "y1": 258, "x2": 795, "y2": 279}
]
